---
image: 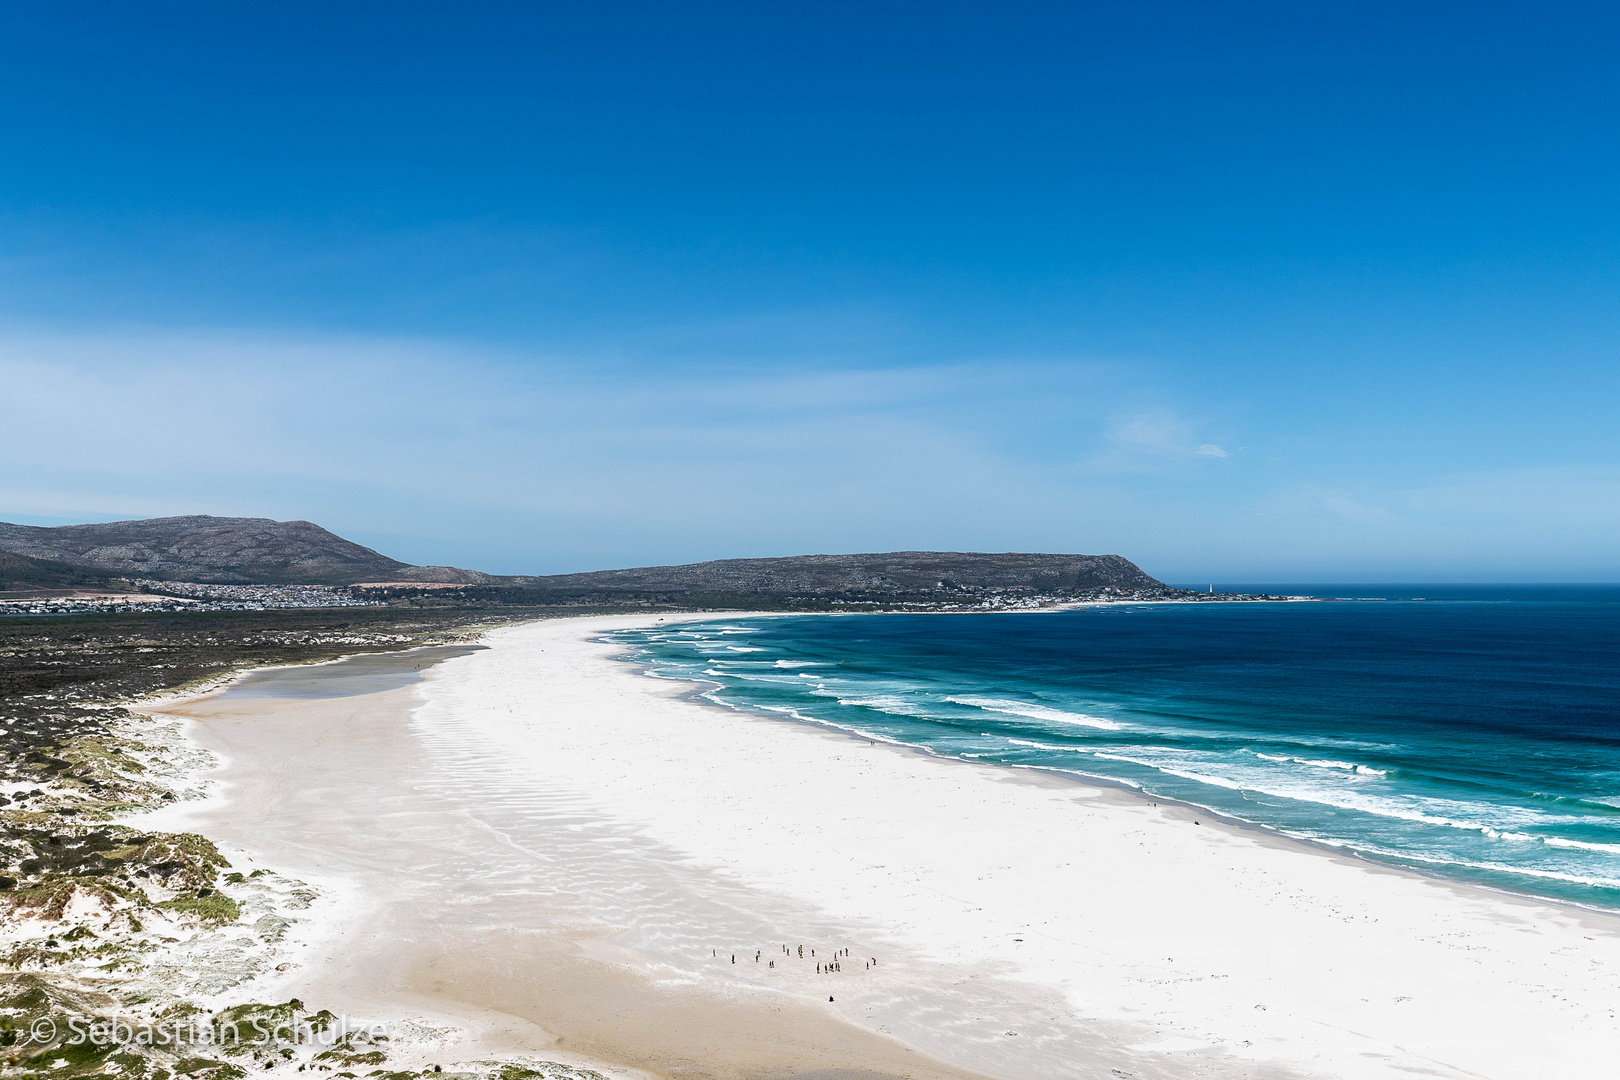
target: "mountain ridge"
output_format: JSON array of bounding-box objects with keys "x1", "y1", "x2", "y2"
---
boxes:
[
  {"x1": 492, "y1": 550, "x2": 1166, "y2": 598},
  {"x1": 0, "y1": 515, "x2": 411, "y2": 586},
  {"x1": 0, "y1": 515, "x2": 1177, "y2": 602}
]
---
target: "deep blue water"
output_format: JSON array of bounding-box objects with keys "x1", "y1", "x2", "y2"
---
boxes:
[{"x1": 613, "y1": 588, "x2": 1620, "y2": 909}]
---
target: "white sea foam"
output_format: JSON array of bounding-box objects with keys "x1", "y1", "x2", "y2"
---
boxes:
[
  {"x1": 744, "y1": 703, "x2": 915, "y2": 746},
  {"x1": 1004, "y1": 737, "x2": 1080, "y2": 752},
  {"x1": 706, "y1": 669, "x2": 810, "y2": 686},
  {"x1": 774, "y1": 660, "x2": 827, "y2": 668},
  {"x1": 1543, "y1": 836, "x2": 1620, "y2": 855},
  {"x1": 1351, "y1": 846, "x2": 1620, "y2": 890},
  {"x1": 837, "y1": 695, "x2": 943, "y2": 720},
  {"x1": 1045, "y1": 766, "x2": 1144, "y2": 789},
  {"x1": 753, "y1": 703, "x2": 829, "y2": 726},
  {"x1": 1089, "y1": 748, "x2": 1561, "y2": 837},
  {"x1": 1255, "y1": 752, "x2": 1388, "y2": 777},
  {"x1": 1119, "y1": 760, "x2": 1249, "y2": 790},
  {"x1": 949, "y1": 696, "x2": 1123, "y2": 730}
]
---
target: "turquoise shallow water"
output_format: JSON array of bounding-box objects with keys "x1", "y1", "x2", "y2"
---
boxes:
[{"x1": 612, "y1": 587, "x2": 1620, "y2": 910}]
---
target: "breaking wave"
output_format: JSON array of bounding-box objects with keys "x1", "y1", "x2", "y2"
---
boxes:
[{"x1": 950, "y1": 697, "x2": 1123, "y2": 730}]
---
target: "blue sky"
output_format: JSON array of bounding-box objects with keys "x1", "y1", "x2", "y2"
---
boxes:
[{"x1": 3, "y1": 2, "x2": 1618, "y2": 580}]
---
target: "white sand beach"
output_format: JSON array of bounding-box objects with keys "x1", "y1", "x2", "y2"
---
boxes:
[{"x1": 148, "y1": 614, "x2": 1620, "y2": 1080}]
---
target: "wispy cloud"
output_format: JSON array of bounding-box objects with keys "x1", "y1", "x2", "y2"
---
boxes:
[
  {"x1": 0, "y1": 327, "x2": 1158, "y2": 570},
  {"x1": 1085, "y1": 411, "x2": 1233, "y2": 472},
  {"x1": 1306, "y1": 487, "x2": 1397, "y2": 524},
  {"x1": 10, "y1": 325, "x2": 1615, "y2": 580}
]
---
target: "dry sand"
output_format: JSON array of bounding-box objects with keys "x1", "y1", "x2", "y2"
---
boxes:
[
  {"x1": 143, "y1": 614, "x2": 1620, "y2": 1080},
  {"x1": 143, "y1": 636, "x2": 995, "y2": 1080}
]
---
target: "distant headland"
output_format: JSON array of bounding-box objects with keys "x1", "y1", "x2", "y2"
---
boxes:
[{"x1": 0, "y1": 515, "x2": 1290, "y2": 613}]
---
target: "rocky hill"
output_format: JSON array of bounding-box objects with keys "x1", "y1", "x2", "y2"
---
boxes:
[
  {"x1": 0, "y1": 515, "x2": 1177, "y2": 607},
  {"x1": 361, "y1": 550, "x2": 1179, "y2": 608},
  {"x1": 524, "y1": 550, "x2": 1163, "y2": 597},
  {"x1": 0, "y1": 515, "x2": 416, "y2": 586}
]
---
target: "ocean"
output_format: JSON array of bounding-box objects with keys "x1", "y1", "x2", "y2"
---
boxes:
[{"x1": 612, "y1": 586, "x2": 1620, "y2": 910}]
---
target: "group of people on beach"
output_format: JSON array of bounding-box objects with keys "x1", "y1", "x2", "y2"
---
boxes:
[{"x1": 718, "y1": 944, "x2": 879, "y2": 973}]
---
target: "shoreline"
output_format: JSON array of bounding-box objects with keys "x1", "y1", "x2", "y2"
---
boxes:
[
  {"x1": 672, "y1": 654, "x2": 1620, "y2": 923},
  {"x1": 612, "y1": 612, "x2": 1620, "y2": 921},
  {"x1": 144, "y1": 612, "x2": 1620, "y2": 1079},
  {"x1": 624, "y1": 608, "x2": 1620, "y2": 920}
]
